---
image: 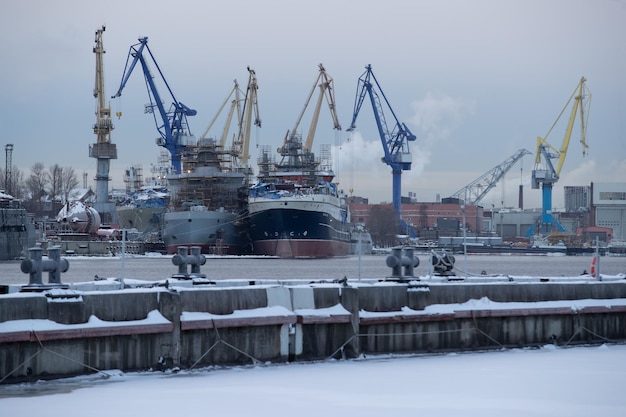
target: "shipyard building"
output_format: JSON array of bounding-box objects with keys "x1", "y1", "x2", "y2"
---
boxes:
[
  {"x1": 348, "y1": 182, "x2": 626, "y2": 247},
  {"x1": 593, "y1": 182, "x2": 626, "y2": 241}
]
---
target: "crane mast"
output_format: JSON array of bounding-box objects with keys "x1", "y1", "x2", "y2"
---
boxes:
[
  {"x1": 348, "y1": 64, "x2": 417, "y2": 229},
  {"x1": 233, "y1": 67, "x2": 261, "y2": 168},
  {"x1": 89, "y1": 25, "x2": 117, "y2": 224},
  {"x1": 530, "y1": 77, "x2": 591, "y2": 235},
  {"x1": 279, "y1": 64, "x2": 341, "y2": 157},
  {"x1": 199, "y1": 67, "x2": 260, "y2": 175},
  {"x1": 112, "y1": 37, "x2": 197, "y2": 174},
  {"x1": 450, "y1": 149, "x2": 531, "y2": 205}
]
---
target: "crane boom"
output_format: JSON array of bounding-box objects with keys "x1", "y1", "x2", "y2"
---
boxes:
[
  {"x1": 529, "y1": 77, "x2": 591, "y2": 235},
  {"x1": 111, "y1": 37, "x2": 196, "y2": 174},
  {"x1": 451, "y1": 149, "x2": 531, "y2": 205},
  {"x1": 200, "y1": 80, "x2": 243, "y2": 150},
  {"x1": 348, "y1": 64, "x2": 417, "y2": 230},
  {"x1": 233, "y1": 67, "x2": 261, "y2": 167},
  {"x1": 280, "y1": 64, "x2": 341, "y2": 155}
]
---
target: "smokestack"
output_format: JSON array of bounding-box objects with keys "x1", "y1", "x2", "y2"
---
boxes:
[{"x1": 518, "y1": 184, "x2": 524, "y2": 210}]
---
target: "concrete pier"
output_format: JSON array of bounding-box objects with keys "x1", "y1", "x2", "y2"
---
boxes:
[{"x1": 1, "y1": 274, "x2": 626, "y2": 383}]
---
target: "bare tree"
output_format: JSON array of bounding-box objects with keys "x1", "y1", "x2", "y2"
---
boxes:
[
  {"x1": 0, "y1": 168, "x2": 8, "y2": 193},
  {"x1": 1, "y1": 166, "x2": 26, "y2": 199},
  {"x1": 26, "y1": 162, "x2": 48, "y2": 211},
  {"x1": 10, "y1": 168, "x2": 25, "y2": 200},
  {"x1": 61, "y1": 166, "x2": 79, "y2": 202},
  {"x1": 48, "y1": 164, "x2": 63, "y2": 203},
  {"x1": 0, "y1": 166, "x2": 50, "y2": 201},
  {"x1": 367, "y1": 204, "x2": 400, "y2": 247}
]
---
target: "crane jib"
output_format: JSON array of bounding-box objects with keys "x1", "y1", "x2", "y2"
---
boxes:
[{"x1": 111, "y1": 36, "x2": 196, "y2": 174}]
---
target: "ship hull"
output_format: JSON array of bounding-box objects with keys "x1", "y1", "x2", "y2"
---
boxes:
[
  {"x1": 116, "y1": 206, "x2": 166, "y2": 233},
  {"x1": 248, "y1": 195, "x2": 350, "y2": 258},
  {"x1": 162, "y1": 209, "x2": 240, "y2": 255}
]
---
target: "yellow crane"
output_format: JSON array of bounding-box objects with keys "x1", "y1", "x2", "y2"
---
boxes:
[
  {"x1": 279, "y1": 63, "x2": 341, "y2": 157},
  {"x1": 199, "y1": 79, "x2": 243, "y2": 150},
  {"x1": 199, "y1": 67, "x2": 260, "y2": 170},
  {"x1": 529, "y1": 76, "x2": 591, "y2": 235},
  {"x1": 89, "y1": 25, "x2": 117, "y2": 223},
  {"x1": 233, "y1": 67, "x2": 260, "y2": 167}
]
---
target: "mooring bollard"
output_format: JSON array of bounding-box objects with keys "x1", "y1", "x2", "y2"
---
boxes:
[
  {"x1": 386, "y1": 246, "x2": 420, "y2": 281},
  {"x1": 171, "y1": 246, "x2": 206, "y2": 278},
  {"x1": 20, "y1": 246, "x2": 70, "y2": 287},
  {"x1": 431, "y1": 249, "x2": 456, "y2": 276}
]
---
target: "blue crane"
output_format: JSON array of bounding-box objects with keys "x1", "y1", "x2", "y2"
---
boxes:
[
  {"x1": 347, "y1": 65, "x2": 417, "y2": 234},
  {"x1": 112, "y1": 37, "x2": 196, "y2": 174}
]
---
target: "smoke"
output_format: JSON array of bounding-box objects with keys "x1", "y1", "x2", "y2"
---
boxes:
[
  {"x1": 410, "y1": 92, "x2": 477, "y2": 139},
  {"x1": 407, "y1": 92, "x2": 477, "y2": 184},
  {"x1": 332, "y1": 92, "x2": 477, "y2": 203},
  {"x1": 333, "y1": 132, "x2": 393, "y2": 202}
]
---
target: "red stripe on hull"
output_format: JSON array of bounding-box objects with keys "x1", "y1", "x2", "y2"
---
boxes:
[{"x1": 253, "y1": 239, "x2": 350, "y2": 258}]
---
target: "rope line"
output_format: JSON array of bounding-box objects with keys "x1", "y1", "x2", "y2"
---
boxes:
[
  {"x1": 562, "y1": 326, "x2": 618, "y2": 347},
  {"x1": 4, "y1": 320, "x2": 622, "y2": 381},
  {"x1": 32, "y1": 331, "x2": 106, "y2": 376},
  {"x1": 189, "y1": 320, "x2": 261, "y2": 370},
  {"x1": 0, "y1": 349, "x2": 42, "y2": 384},
  {"x1": 322, "y1": 324, "x2": 623, "y2": 361}
]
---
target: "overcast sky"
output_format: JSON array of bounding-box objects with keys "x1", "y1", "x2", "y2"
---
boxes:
[{"x1": 1, "y1": 0, "x2": 624, "y2": 209}]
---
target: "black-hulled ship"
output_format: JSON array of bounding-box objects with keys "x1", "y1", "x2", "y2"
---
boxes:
[{"x1": 248, "y1": 139, "x2": 351, "y2": 258}]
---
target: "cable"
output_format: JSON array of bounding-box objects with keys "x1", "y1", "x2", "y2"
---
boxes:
[{"x1": 189, "y1": 321, "x2": 261, "y2": 370}]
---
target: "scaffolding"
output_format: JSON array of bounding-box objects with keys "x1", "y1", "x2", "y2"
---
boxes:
[
  {"x1": 123, "y1": 165, "x2": 144, "y2": 193},
  {"x1": 170, "y1": 140, "x2": 246, "y2": 212},
  {"x1": 257, "y1": 135, "x2": 333, "y2": 188}
]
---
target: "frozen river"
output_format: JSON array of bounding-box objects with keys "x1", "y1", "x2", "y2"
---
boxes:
[{"x1": 1, "y1": 344, "x2": 625, "y2": 416}]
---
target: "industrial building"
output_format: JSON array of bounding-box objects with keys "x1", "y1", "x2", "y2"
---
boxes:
[
  {"x1": 593, "y1": 182, "x2": 626, "y2": 241},
  {"x1": 348, "y1": 181, "x2": 626, "y2": 247}
]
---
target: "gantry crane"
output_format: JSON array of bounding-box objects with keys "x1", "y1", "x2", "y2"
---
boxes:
[
  {"x1": 529, "y1": 77, "x2": 591, "y2": 235},
  {"x1": 111, "y1": 37, "x2": 197, "y2": 174},
  {"x1": 450, "y1": 149, "x2": 531, "y2": 205},
  {"x1": 275, "y1": 63, "x2": 341, "y2": 173},
  {"x1": 347, "y1": 65, "x2": 417, "y2": 231}
]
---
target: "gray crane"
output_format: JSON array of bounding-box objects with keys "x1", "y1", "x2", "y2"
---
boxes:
[{"x1": 449, "y1": 149, "x2": 531, "y2": 205}]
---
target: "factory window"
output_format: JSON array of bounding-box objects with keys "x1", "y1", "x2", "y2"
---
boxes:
[
  {"x1": 598, "y1": 220, "x2": 620, "y2": 228},
  {"x1": 599, "y1": 192, "x2": 626, "y2": 201}
]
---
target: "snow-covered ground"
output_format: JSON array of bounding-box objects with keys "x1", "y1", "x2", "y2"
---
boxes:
[{"x1": 1, "y1": 344, "x2": 625, "y2": 416}]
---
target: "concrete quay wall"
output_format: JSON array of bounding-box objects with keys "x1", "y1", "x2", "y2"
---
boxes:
[{"x1": 1, "y1": 279, "x2": 626, "y2": 383}]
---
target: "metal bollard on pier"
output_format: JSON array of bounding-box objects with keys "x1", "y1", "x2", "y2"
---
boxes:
[
  {"x1": 20, "y1": 246, "x2": 70, "y2": 290},
  {"x1": 430, "y1": 249, "x2": 456, "y2": 276},
  {"x1": 385, "y1": 246, "x2": 420, "y2": 281},
  {"x1": 171, "y1": 246, "x2": 207, "y2": 279}
]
